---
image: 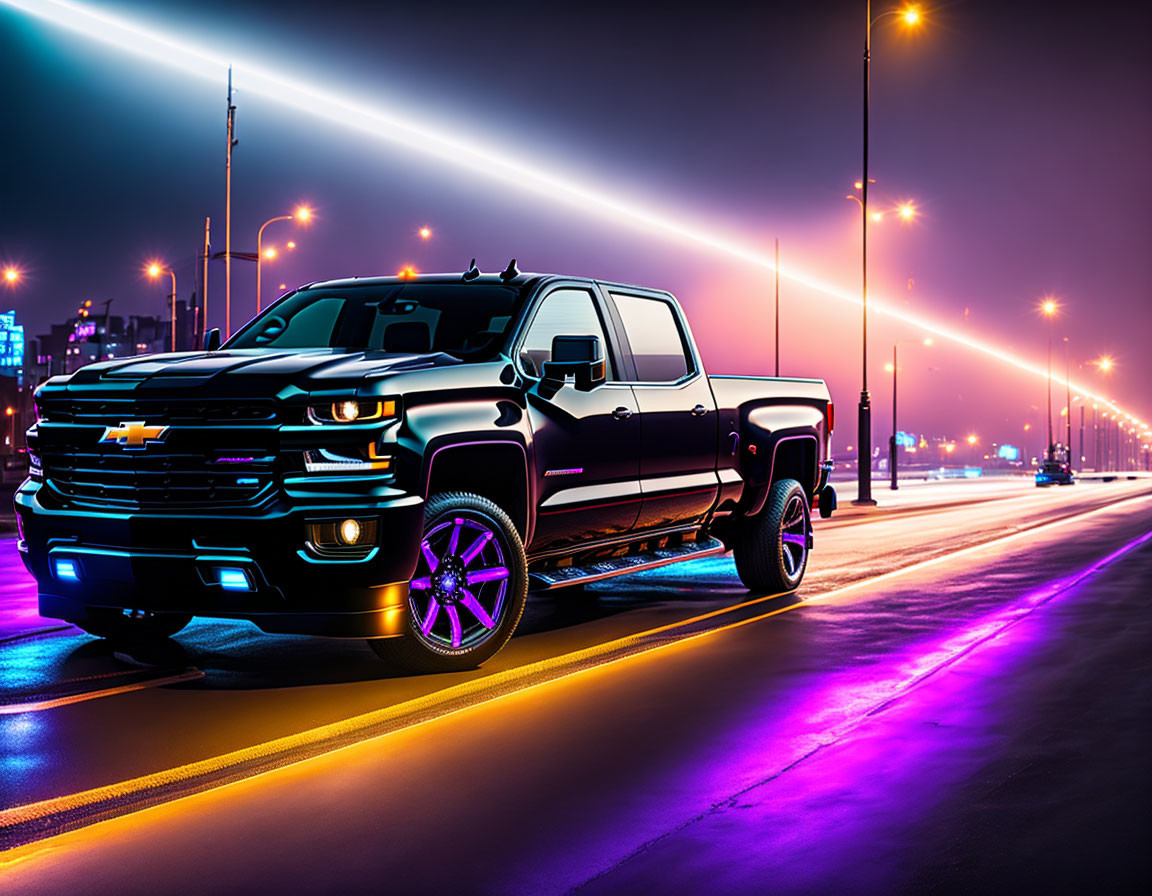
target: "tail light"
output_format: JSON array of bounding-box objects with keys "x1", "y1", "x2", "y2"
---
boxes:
[{"x1": 825, "y1": 402, "x2": 835, "y2": 434}]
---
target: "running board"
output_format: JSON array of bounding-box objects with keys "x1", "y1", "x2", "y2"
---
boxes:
[{"x1": 529, "y1": 537, "x2": 726, "y2": 590}]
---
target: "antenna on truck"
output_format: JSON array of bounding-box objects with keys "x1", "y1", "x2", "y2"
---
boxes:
[{"x1": 499, "y1": 259, "x2": 519, "y2": 281}]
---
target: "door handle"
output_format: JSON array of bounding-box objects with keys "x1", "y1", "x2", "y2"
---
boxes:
[
  {"x1": 612, "y1": 406, "x2": 633, "y2": 420},
  {"x1": 691, "y1": 404, "x2": 708, "y2": 417}
]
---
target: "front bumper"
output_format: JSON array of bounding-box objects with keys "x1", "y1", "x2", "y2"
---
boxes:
[{"x1": 15, "y1": 481, "x2": 424, "y2": 638}]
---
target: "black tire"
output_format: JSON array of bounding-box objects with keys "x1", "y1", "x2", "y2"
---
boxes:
[
  {"x1": 732, "y1": 478, "x2": 811, "y2": 593},
  {"x1": 74, "y1": 608, "x2": 192, "y2": 642},
  {"x1": 369, "y1": 491, "x2": 528, "y2": 673}
]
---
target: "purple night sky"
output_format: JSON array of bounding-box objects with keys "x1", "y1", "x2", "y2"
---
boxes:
[{"x1": 1, "y1": 0, "x2": 1149, "y2": 452}]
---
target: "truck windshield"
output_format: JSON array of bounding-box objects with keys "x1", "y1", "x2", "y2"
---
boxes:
[{"x1": 225, "y1": 282, "x2": 527, "y2": 359}]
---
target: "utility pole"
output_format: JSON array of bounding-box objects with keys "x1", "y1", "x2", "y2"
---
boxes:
[{"x1": 226, "y1": 67, "x2": 237, "y2": 338}]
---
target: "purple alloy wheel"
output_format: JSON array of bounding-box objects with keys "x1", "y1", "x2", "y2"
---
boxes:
[
  {"x1": 409, "y1": 515, "x2": 510, "y2": 652},
  {"x1": 779, "y1": 493, "x2": 808, "y2": 582}
]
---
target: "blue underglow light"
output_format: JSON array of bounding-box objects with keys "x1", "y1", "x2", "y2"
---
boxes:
[
  {"x1": 217, "y1": 568, "x2": 251, "y2": 591},
  {"x1": 54, "y1": 559, "x2": 79, "y2": 580}
]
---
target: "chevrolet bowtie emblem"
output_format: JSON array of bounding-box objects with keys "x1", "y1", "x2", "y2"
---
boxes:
[{"x1": 100, "y1": 421, "x2": 170, "y2": 449}]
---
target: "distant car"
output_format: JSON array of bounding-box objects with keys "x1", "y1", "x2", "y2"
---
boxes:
[{"x1": 1035, "y1": 459, "x2": 1074, "y2": 487}]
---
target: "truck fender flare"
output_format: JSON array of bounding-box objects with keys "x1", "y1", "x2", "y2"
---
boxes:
[
  {"x1": 421, "y1": 438, "x2": 533, "y2": 542},
  {"x1": 743, "y1": 432, "x2": 820, "y2": 518}
]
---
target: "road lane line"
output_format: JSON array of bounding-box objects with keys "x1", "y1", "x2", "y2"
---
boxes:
[
  {"x1": 0, "y1": 669, "x2": 204, "y2": 716},
  {"x1": 0, "y1": 625, "x2": 73, "y2": 646},
  {"x1": 2, "y1": 491, "x2": 1150, "y2": 851}
]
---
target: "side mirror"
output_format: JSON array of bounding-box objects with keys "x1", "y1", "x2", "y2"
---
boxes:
[
  {"x1": 203, "y1": 328, "x2": 221, "y2": 352},
  {"x1": 541, "y1": 335, "x2": 606, "y2": 393}
]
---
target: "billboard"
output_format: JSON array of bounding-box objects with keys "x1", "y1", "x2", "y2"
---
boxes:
[
  {"x1": 997, "y1": 444, "x2": 1020, "y2": 461},
  {"x1": 0, "y1": 310, "x2": 24, "y2": 373}
]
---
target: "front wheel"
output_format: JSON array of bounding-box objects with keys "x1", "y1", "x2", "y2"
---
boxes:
[
  {"x1": 369, "y1": 492, "x2": 528, "y2": 673},
  {"x1": 732, "y1": 478, "x2": 811, "y2": 593}
]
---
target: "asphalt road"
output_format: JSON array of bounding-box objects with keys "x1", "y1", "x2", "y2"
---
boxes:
[{"x1": 1, "y1": 477, "x2": 1150, "y2": 893}]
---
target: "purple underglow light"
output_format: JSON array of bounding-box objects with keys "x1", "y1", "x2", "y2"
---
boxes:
[{"x1": 214, "y1": 456, "x2": 257, "y2": 464}]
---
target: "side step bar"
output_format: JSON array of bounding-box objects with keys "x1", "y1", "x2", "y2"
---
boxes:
[{"x1": 529, "y1": 536, "x2": 726, "y2": 590}]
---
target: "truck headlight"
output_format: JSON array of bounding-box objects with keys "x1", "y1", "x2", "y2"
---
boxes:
[
  {"x1": 303, "y1": 444, "x2": 391, "y2": 473},
  {"x1": 307, "y1": 399, "x2": 397, "y2": 425}
]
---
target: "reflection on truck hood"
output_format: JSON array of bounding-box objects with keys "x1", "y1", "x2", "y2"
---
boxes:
[{"x1": 64, "y1": 348, "x2": 462, "y2": 387}]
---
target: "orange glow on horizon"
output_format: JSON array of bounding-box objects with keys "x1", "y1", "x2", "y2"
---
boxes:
[{"x1": 398, "y1": 265, "x2": 418, "y2": 279}]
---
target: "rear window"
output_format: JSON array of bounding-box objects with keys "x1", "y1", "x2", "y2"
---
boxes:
[{"x1": 611, "y1": 293, "x2": 692, "y2": 382}]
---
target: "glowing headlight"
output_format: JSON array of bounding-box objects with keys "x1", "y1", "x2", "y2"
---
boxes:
[
  {"x1": 339, "y1": 519, "x2": 362, "y2": 545},
  {"x1": 307, "y1": 399, "x2": 397, "y2": 425}
]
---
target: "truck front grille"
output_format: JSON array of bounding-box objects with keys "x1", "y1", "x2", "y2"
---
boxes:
[
  {"x1": 42, "y1": 445, "x2": 277, "y2": 509},
  {"x1": 35, "y1": 396, "x2": 281, "y2": 510}
]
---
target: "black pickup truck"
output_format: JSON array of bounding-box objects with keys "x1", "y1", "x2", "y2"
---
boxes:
[{"x1": 17, "y1": 265, "x2": 836, "y2": 671}]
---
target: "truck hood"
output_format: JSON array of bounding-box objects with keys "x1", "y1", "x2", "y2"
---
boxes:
[{"x1": 63, "y1": 348, "x2": 463, "y2": 389}]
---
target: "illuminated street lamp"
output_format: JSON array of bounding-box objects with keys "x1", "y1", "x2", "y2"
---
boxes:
[
  {"x1": 147, "y1": 262, "x2": 177, "y2": 351},
  {"x1": 257, "y1": 206, "x2": 312, "y2": 313},
  {"x1": 5, "y1": 406, "x2": 14, "y2": 455},
  {"x1": 3, "y1": 267, "x2": 20, "y2": 286},
  {"x1": 418, "y1": 226, "x2": 432, "y2": 240},
  {"x1": 853, "y1": 2, "x2": 923, "y2": 506},
  {"x1": 887, "y1": 336, "x2": 931, "y2": 490}
]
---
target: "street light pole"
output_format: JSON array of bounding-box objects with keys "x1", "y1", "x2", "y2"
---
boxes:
[
  {"x1": 167, "y1": 269, "x2": 177, "y2": 351},
  {"x1": 855, "y1": 0, "x2": 875, "y2": 506},
  {"x1": 257, "y1": 215, "x2": 292, "y2": 313},
  {"x1": 890, "y1": 342, "x2": 897, "y2": 490}
]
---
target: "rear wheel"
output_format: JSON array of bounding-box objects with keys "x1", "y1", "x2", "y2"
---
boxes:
[
  {"x1": 732, "y1": 478, "x2": 811, "y2": 593},
  {"x1": 369, "y1": 492, "x2": 527, "y2": 673},
  {"x1": 74, "y1": 608, "x2": 192, "y2": 642}
]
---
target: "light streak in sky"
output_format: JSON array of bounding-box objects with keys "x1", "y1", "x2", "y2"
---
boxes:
[{"x1": 2, "y1": 0, "x2": 1144, "y2": 425}]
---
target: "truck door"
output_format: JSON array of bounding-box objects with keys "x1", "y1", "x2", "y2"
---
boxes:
[
  {"x1": 519, "y1": 285, "x2": 642, "y2": 553},
  {"x1": 603, "y1": 289, "x2": 719, "y2": 531}
]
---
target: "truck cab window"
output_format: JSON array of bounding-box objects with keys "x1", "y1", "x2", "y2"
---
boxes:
[
  {"x1": 610, "y1": 293, "x2": 692, "y2": 382},
  {"x1": 519, "y1": 288, "x2": 613, "y2": 378}
]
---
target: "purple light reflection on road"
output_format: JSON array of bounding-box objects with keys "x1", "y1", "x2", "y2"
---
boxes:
[
  {"x1": 568, "y1": 528, "x2": 1152, "y2": 892},
  {"x1": 0, "y1": 541, "x2": 46, "y2": 642}
]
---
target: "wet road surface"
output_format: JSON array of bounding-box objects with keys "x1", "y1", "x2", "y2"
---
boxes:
[{"x1": 0, "y1": 478, "x2": 1149, "y2": 892}]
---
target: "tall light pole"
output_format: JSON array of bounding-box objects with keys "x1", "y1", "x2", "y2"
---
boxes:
[
  {"x1": 257, "y1": 206, "x2": 311, "y2": 313},
  {"x1": 1040, "y1": 298, "x2": 1059, "y2": 461},
  {"x1": 887, "y1": 336, "x2": 931, "y2": 490},
  {"x1": 147, "y1": 263, "x2": 177, "y2": 350},
  {"x1": 854, "y1": 3, "x2": 922, "y2": 506}
]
